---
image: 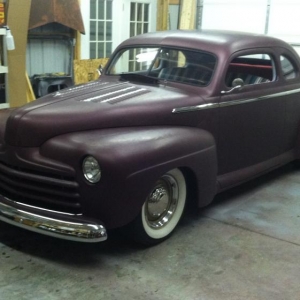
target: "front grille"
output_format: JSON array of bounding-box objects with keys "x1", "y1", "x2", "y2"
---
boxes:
[{"x1": 0, "y1": 161, "x2": 81, "y2": 214}]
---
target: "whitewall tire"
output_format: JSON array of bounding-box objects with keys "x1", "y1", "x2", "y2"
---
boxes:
[{"x1": 130, "y1": 168, "x2": 187, "y2": 245}]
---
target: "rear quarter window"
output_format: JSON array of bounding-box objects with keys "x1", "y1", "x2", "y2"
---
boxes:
[
  {"x1": 280, "y1": 55, "x2": 298, "y2": 80},
  {"x1": 225, "y1": 54, "x2": 275, "y2": 87}
]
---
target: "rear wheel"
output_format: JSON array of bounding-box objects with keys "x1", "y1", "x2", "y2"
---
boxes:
[{"x1": 130, "y1": 168, "x2": 187, "y2": 245}]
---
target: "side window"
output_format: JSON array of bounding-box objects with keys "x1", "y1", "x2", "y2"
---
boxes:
[
  {"x1": 280, "y1": 55, "x2": 297, "y2": 80},
  {"x1": 225, "y1": 54, "x2": 275, "y2": 87}
]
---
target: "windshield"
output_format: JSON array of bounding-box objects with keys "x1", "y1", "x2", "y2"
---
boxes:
[{"x1": 106, "y1": 47, "x2": 216, "y2": 86}]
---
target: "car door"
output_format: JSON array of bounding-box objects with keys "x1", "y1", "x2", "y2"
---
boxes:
[
  {"x1": 217, "y1": 50, "x2": 285, "y2": 183},
  {"x1": 278, "y1": 52, "x2": 300, "y2": 154}
]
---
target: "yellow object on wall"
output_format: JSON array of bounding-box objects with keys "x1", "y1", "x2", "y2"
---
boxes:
[
  {"x1": 0, "y1": 2, "x2": 5, "y2": 26},
  {"x1": 73, "y1": 58, "x2": 109, "y2": 85}
]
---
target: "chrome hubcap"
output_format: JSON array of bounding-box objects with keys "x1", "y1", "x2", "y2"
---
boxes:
[{"x1": 145, "y1": 174, "x2": 179, "y2": 229}]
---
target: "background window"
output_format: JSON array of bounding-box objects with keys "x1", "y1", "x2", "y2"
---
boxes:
[
  {"x1": 90, "y1": 0, "x2": 113, "y2": 58},
  {"x1": 128, "y1": 2, "x2": 150, "y2": 70},
  {"x1": 130, "y1": 2, "x2": 150, "y2": 37}
]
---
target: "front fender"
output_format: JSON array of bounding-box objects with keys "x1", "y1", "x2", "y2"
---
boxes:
[{"x1": 40, "y1": 126, "x2": 217, "y2": 228}]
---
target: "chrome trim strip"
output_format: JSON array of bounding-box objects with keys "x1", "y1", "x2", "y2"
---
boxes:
[
  {"x1": 82, "y1": 86, "x2": 136, "y2": 102},
  {"x1": 54, "y1": 81, "x2": 108, "y2": 97},
  {"x1": 14, "y1": 201, "x2": 82, "y2": 216},
  {"x1": 0, "y1": 201, "x2": 107, "y2": 243},
  {"x1": 101, "y1": 88, "x2": 147, "y2": 103},
  {"x1": 220, "y1": 88, "x2": 300, "y2": 108},
  {"x1": 172, "y1": 88, "x2": 300, "y2": 113},
  {"x1": 172, "y1": 103, "x2": 218, "y2": 113}
]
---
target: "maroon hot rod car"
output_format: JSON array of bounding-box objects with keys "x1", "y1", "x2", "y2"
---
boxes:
[{"x1": 0, "y1": 30, "x2": 300, "y2": 245}]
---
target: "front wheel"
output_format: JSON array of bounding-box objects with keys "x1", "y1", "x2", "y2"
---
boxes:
[{"x1": 129, "y1": 168, "x2": 187, "y2": 246}]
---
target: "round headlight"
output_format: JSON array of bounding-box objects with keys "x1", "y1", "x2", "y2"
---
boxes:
[{"x1": 82, "y1": 156, "x2": 101, "y2": 183}]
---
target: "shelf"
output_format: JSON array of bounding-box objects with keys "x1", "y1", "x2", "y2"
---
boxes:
[
  {"x1": 0, "y1": 65, "x2": 7, "y2": 73},
  {"x1": 0, "y1": 27, "x2": 8, "y2": 104},
  {"x1": 0, "y1": 28, "x2": 7, "y2": 74},
  {"x1": 0, "y1": 103, "x2": 9, "y2": 109}
]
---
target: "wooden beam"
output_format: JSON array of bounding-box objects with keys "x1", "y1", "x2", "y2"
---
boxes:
[
  {"x1": 169, "y1": 0, "x2": 180, "y2": 4},
  {"x1": 74, "y1": 0, "x2": 82, "y2": 60},
  {"x1": 74, "y1": 29, "x2": 81, "y2": 60},
  {"x1": 7, "y1": 0, "x2": 32, "y2": 107},
  {"x1": 25, "y1": 72, "x2": 36, "y2": 102},
  {"x1": 156, "y1": 0, "x2": 169, "y2": 31},
  {"x1": 178, "y1": 0, "x2": 196, "y2": 30}
]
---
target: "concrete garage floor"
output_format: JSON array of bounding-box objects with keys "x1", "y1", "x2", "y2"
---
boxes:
[{"x1": 1, "y1": 163, "x2": 300, "y2": 300}]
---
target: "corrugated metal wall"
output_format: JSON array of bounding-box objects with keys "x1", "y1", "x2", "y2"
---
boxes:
[{"x1": 26, "y1": 24, "x2": 73, "y2": 77}]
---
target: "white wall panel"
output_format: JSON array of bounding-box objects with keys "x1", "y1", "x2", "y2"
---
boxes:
[
  {"x1": 169, "y1": 5, "x2": 179, "y2": 30},
  {"x1": 80, "y1": 1, "x2": 91, "y2": 59},
  {"x1": 201, "y1": 0, "x2": 268, "y2": 33},
  {"x1": 268, "y1": 0, "x2": 300, "y2": 44}
]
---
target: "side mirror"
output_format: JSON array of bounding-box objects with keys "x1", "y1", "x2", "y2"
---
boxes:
[
  {"x1": 221, "y1": 78, "x2": 244, "y2": 95},
  {"x1": 97, "y1": 64, "x2": 103, "y2": 76}
]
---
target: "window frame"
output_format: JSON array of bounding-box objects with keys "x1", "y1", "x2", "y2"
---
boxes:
[
  {"x1": 279, "y1": 54, "x2": 299, "y2": 80},
  {"x1": 129, "y1": 2, "x2": 150, "y2": 37},
  {"x1": 224, "y1": 52, "x2": 277, "y2": 88},
  {"x1": 106, "y1": 46, "x2": 217, "y2": 87},
  {"x1": 80, "y1": 0, "x2": 157, "y2": 60},
  {"x1": 89, "y1": 0, "x2": 113, "y2": 59}
]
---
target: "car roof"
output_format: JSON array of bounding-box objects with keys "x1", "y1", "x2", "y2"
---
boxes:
[{"x1": 119, "y1": 30, "x2": 291, "y2": 56}]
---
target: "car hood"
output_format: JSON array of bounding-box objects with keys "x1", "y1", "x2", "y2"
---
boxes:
[{"x1": 4, "y1": 79, "x2": 205, "y2": 147}]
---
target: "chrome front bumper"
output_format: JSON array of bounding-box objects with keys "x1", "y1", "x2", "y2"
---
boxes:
[{"x1": 0, "y1": 201, "x2": 107, "y2": 243}]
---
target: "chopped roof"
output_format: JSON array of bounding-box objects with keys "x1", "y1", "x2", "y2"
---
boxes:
[{"x1": 119, "y1": 30, "x2": 291, "y2": 55}]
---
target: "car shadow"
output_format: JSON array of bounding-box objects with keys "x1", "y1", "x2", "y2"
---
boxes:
[
  {"x1": 0, "y1": 221, "x2": 148, "y2": 267},
  {"x1": 182, "y1": 162, "x2": 299, "y2": 224},
  {"x1": 0, "y1": 163, "x2": 298, "y2": 266}
]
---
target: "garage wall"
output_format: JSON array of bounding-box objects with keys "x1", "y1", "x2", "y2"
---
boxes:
[
  {"x1": 169, "y1": 4, "x2": 179, "y2": 30},
  {"x1": 201, "y1": 0, "x2": 268, "y2": 33},
  {"x1": 200, "y1": 0, "x2": 300, "y2": 55},
  {"x1": 268, "y1": 0, "x2": 300, "y2": 54}
]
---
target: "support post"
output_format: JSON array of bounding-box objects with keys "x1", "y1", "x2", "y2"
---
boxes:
[
  {"x1": 7, "y1": 0, "x2": 31, "y2": 107},
  {"x1": 156, "y1": 0, "x2": 169, "y2": 31},
  {"x1": 178, "y1": 0, "x2": 196, "y2": 30}
]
